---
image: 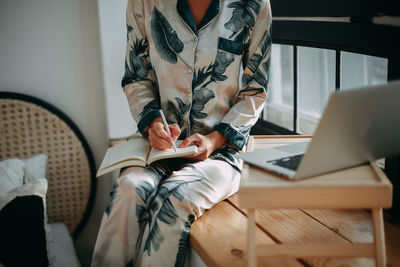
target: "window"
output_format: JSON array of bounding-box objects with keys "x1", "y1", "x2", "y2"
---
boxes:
[
  {"x1": 265, "y1": 44, "x2": 388, "y2": 135},
  {"x1": 266, "y1": 44, "x2": 294, "y2": 131},
  {"x1": 341, "y1": 52, "x2": 388, "y2": 91}
]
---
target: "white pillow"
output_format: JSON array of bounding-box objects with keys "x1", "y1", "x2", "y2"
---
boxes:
[
  {"x1": 22, "y1": 154, "x2": 48, "y2": 183},
  {"x1": 48, "y1": 223, "x2": 81, "y2": 267},
  {"x1": 0, "y1": 159, "x2": 25, "y2": 193}
]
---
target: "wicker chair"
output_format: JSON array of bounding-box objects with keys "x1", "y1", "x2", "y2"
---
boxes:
[{"x1": 0, "y1": 92, "x2": 96, "y2": 265}]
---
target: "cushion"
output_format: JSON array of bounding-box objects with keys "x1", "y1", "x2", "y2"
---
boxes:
[
  {"x1": 22, "y1": 154, "x2": 48, "y2": 183},
  {"x1": 0, "y1": 159, "x2": 25, "y2": 193},
  {"x1": 0, "y1": 179, "x2": 48, "y2": 209},
  {"x1": 0, "y1": 179, "x2": 49, "y2": 267},
  {"x1": 48, "y1": 223, "x2": 81, "y2": 267}
]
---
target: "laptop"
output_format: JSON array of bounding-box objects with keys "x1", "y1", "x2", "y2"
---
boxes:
[{"x1": 238, "y1": 80, "x2": 400, "y2": 180}]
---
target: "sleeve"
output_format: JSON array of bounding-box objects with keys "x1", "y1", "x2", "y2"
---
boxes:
[
  {"x1": 214, "y1": 0, "x2": 272, "y2": 150},
  {"x1": 122, "y1": 0, "x2": 160, "y2": 137}
]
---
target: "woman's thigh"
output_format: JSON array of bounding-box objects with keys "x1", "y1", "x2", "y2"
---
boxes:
[
  {"x1": 104, "y1": 166, "x2": 163, "y2": 227},
  {"x1": 159, "y1": 158, "x2": 241, "y2": 218},
  {"x1": 91, "y1": 166, "x2": 164, "y2": 266}
]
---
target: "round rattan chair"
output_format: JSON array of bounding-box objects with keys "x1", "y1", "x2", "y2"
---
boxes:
[{"x1": 0, "y1": 92, "x2": 96, "y2": 238}]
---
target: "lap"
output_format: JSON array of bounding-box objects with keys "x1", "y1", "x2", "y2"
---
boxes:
[
  {"x1": 118, "y1": 159, "x2": 241, "y2": 214},
  {"x1": 166, "y1": 158, "x2": 239, "y2": 190},
  {"x1": 120, "y1": 158, "x2": 239, "y2": 185}
]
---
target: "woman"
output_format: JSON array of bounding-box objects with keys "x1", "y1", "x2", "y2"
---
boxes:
[{"x1": 92, "y1": 0, "x2": 271, "y2": 266}]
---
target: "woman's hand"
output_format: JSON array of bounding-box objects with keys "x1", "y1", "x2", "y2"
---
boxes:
[
  {"x1": 179, "y1": 131, "x2": 227, "y2": 161},
  {"x1": 148, "y1": 118, "x2": 181, "y2": 150}
]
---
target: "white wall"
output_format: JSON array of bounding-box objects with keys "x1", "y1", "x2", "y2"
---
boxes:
[
  {"x1": 0, "y1": 0, "x2": 113, "y2": 266},
  {"x1": 98, "y1": 0, "x2": 137, "y2": 139}
]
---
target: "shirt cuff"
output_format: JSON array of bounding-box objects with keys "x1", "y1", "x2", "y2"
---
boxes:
[
  {"x1": 213, "y1": 123, "x2": 247, "y2": 150},
  {"x1": 137, "y1": 110, "x2": 161, "y2": 137}
]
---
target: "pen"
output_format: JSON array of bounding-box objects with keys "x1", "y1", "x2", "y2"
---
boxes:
[{"x1": 159, "y1": 109, "x2": 177, "y2": 152}]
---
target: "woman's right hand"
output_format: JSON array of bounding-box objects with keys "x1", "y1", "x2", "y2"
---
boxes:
[{"x1": 148, "y1": 118, "x2": 181, "y2": 150}]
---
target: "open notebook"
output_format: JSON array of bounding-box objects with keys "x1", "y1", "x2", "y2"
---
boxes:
[{"x1": 96, "y1": 138, "x2": 198, "y2": 177}]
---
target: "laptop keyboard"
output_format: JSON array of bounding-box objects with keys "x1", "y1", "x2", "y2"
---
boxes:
[{"x1": 267, "y1": 154, "x2": 304, "y2": 171}]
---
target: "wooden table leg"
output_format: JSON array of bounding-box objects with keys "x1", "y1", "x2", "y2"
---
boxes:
[
  {"x1": 248, "y1": 209, "x2": 256, "y2": 267},
  {"x1": 371, "y1": 208, "x2": 386, "y2": 267}
]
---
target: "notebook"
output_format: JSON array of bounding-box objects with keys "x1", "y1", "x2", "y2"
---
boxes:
[{"x1": 96, "y1": 138, "x2": 198, "y2": 177}]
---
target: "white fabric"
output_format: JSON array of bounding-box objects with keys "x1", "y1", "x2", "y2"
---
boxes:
[
  {"x1": 0, "y1": 158, "x2": 25, "y2": 193},
  {"x1": 22, "y1": 154, "x2": 48, "y2": 183},
  {"x1": 0, "y1": 179, "x2": 48, "y2": 209},
  {"x1": 48, "y1": 223, "x2": 81, "y2": 267}
]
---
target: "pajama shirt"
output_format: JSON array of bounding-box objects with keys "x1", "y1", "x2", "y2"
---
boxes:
[{"x1": 92, "y1": 0, "x2": 271, "y2": 266}]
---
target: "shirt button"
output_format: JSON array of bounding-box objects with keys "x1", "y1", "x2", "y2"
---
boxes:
[{"x1": 187, "y1": 67, "x2": 193, "y2": 74}]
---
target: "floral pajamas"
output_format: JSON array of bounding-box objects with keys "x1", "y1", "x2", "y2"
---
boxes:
[
  {"x1": 92, "y1": 0, "x2": 271, "y2": 265},
  {"x1": 91, "y1": 159, "x2": 241, "y2": 267}
]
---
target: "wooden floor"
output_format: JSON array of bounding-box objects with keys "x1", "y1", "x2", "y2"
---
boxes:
[{"x1": 190, "y1": 194, "x2": 400, "y2": 267}]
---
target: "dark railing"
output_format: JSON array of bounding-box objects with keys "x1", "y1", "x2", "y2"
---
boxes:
[{"x1": 252, "y1": 0, "x2": 400, "y2": 214}]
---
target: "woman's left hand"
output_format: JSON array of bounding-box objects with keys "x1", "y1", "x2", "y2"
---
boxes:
[{"x1": 178, "y1": 131, "x2": 227, "y2": 161}]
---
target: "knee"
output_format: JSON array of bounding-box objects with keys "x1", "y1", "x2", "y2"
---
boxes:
[
  {"x1": 118, "y1": 167, "x2": 156, "y2": 195},
  {"x1": 110, "y1": 167, "x2": 158, "y2": 208}
]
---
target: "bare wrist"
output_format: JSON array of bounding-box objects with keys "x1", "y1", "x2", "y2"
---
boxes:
[{"x1": 209, "y1": 131, "x2": 227, "y2": 148}]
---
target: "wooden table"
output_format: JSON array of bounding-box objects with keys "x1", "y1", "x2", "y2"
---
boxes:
[{"x1": 239, "y1": 136, "x2": 393, "y2": 267}]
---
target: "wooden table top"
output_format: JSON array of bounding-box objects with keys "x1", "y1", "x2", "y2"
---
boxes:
[{"x1": 238, "y1": 136, "x2": 392, "y2": 209}]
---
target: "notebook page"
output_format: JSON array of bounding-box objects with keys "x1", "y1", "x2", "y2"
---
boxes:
[
  {"x1": 147, "y1": 140, "x2": 198, "y2": 165},
  {"x1": 96, "y1": 159, "x2": 145, "y2": 177},
  {"x1": 98, "y1": 138, "x2": 150, "y2": 171}
]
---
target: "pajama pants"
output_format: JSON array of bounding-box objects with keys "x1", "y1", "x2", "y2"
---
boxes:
[{"x1": 91, "y1": 157, "x2": 241, "y2": 267}]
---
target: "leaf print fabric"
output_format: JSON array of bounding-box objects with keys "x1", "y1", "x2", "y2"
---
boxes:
[
  {"x1": 190, "y1": 87, "x2": 215, "y2": 130},
  {"x1": 209, "y1": 52, "x2": 235, "y2": 84},
  {"x1": 122, "y1": 0, "x2": 161, "y2": 137},
  {"x1": 191, "y1": 88, "x2": 215, "y2": 119},
  {"x1": 167, "y1": 97, "x2": 190, "y2": 138},
  {"x1": 224, "y1": 0, "x2": 261, "y2": 42},
  {"x1": 253, "y1": 58, "x2": 270, "y2": 88},
  {"x1": 246, "y1": 25, "x2": 271, "y2": 73},
  {"x1": 143, "y1": 179, "x2": 201, "y2": 256},
  {"x1": 175, "y1": 214, "x2": 195, "y2": 267},
  {"x1": 126, "y1": 24, "x2": 133, "y2": 41},
  {"x1": 121, "y1": 37, "x2": 151, "y2": 87},
  {"x1": 92, "y1": 158, "x2": 241, "y2": 267},
  {"x1": 211, "y1": 146, "x2": 243, "y2": 172},
  {"x1": 214, "y1": 0, "x2": 272, "y2": 150},
  {"x1": 190, "y1": 51, "x2": 235, "y2": 131},
  {"x1": 138, "y1": 99, "x2": 160, "y2": 124},
  {"x1": 242, "y1": 26, "x2": 272, "y2": 92},
  {"x1": 135, "y1": 180, "x2": 155, "y2": 244},
  {"x1": 151, "y1": 7, "x2": 184, "y2": 64},
  {"x1": 192, "y1": 64, "x2": 213, "y2": 89},
  {"x1": 105, "y1": 181, "x2": 119, "y2": 217}
]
